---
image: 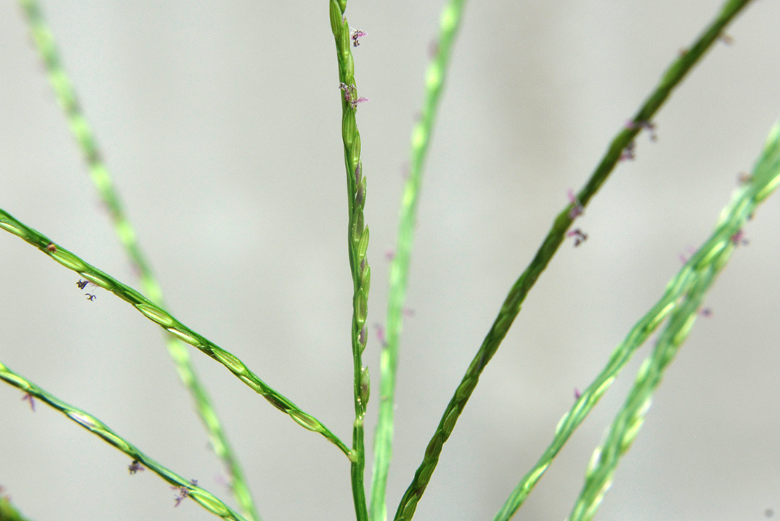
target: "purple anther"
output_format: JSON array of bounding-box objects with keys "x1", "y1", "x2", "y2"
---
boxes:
[
  {"x1": 619, "y1": 141, "x2": 636, "y2": 161},
  {"x1": 698, "y1": 308, "x2": 713, "y2": 318},
  {"x1": 567, "y1": 189, "x2": 583, "y2": 220},
  {"x1": 338, "y1": 83, "x2": 368, "y2": 110},
  {"x1": 351, "y1": 29, "x2": 367, "y2": 47},
  {"x1": 385, "y1": 249, "x2": 396, "y2": 261},
  {"x1": 566, "y1": 229, "x2": 588, "y2": 247},
  {"x1": 626, "y1": 120, "x2": 657, "y2": 141},
  {"x1": 731, "y1": 229, "x2": 749, "y2": 246},
  {"x1": 172, "y1": 480, "x2": 197, "y2": 507},
  {"x1": 128, "y1": 460, "x2": 144, "y2": 474},
  {"x1": 339, "y1": 82, "x2": 352, "y2": 102},
  {"x1": 574, "y1": 388, "x2": 581, "y2": 400},
  {"x1": 641, "y1": 121, "x2": 657, "y2": 142},
  {"x1": 22, "y1": 393, "x2": 35, "y2": 412}
]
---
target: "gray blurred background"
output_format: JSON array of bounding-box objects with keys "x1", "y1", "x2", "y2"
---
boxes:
[{"x1": 1, "y1": 1, "x2": 779, "y2": 520}]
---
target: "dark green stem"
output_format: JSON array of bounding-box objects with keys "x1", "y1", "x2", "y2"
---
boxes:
[
  {"x1": 496, "y1": 113, "x2": 780, "y2": 521},
  {"x1": 392, "y1": 1, "x2": 753, "y2": 519}
]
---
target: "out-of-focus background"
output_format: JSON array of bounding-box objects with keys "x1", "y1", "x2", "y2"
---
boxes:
[{"x1": 1, "y1": 1, "x2": 779, "y2": 520}]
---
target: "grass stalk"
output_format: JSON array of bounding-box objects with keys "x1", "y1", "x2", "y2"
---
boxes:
[
  {"x1": 0, "y1": 208, "x2": 350, "y2": 457},
  {"x1": 495, "y1": 115, "x2": 780, "y2": 521},
  {"x1": 0, "y1": 359, "x2": 247, "y2": 521},
  {"x1": 329, "y1": 1, "x2": 371, "y2": 519},
  {"x1": 369, "y1": 2, "x2": 466, "y2": 521},
  {"x1": 565, "y1": 116, "x2": 780, "y2": 521},
  {"x1": 391, "y1": 1, "x2": 754, "y2": 519},
  {"x1": 15, "y1": 2, "x2": 260, "y2": 519}
]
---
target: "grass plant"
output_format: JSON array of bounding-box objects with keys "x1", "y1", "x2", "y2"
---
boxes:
[{"x1": 0, "y1": 1, "x2": 777, "y2": 520}]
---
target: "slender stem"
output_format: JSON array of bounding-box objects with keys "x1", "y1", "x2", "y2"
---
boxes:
[
  {"x1": 495, "y1": 114, "x2": 780, "y2": 521},
  {"x1": 567, "y1": 119, "x2": 780, "y2": 521},
  {"x1": 0, "y1": 208, "x2": 350, "y2": 458},
  {"x1": 0, "y1": 359, "x2": 248, "y2": 521},
  {"x1": 15, "y1": 2, "x2": 260, "y2": 519},
  {"x1": 391, "y1": 1, "x2": 754, "y2": 519},
  {"x1": 369, "y1": 2, "x2": 466, "y2": 521},
  {"x1": 328, "y1": 1, "x2": 371, "y2": 519}
]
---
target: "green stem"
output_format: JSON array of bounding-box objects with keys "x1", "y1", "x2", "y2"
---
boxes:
[
  {"x1": 328, "y1": 1, "x2": 370, "y2": 519},
  {"x1": 0, "y1": 359, "x2": 247, "y2": 521},
  {"x1": 15, "y1": 2, "x2": 260, "y2": 519},
  {"x1": 495, "y1": 114, "x2": 780, "y2": 521},
  {"x1": 0, "y1": 208, "x2": 350, "y2": 458},
  {"x1": 567, "y1": 118, "x2": 780, "y2": 521},
  {"x1": 369, "y1": 2, "x2": 466, "y2": 521},
  {"x1": 392, "y1": 1, "x2": 754, "y2": 520}
]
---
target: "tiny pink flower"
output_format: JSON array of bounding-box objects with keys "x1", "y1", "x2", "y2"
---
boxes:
[
  {"x1": 619, "y1": 141, "x2": 636, "y2": 161},
  {"x1": 351, "y1": 29, "x2": 367, "y2": 47},
  {"x1": 731, "y1": 229, "x2": 749, "y2": 246},
  {"x1": 128, "y1": 460, "x2": 144, "y2": 474},
  {"x1": 567, "y1": 189, "x2": 583, "y2": 219},
  {"x1": 566, "y1": 229, "x2": 588, "y2": 247},
  {"x1": 625, "y1": 120, "x2": 657, "y2": 141},
  {"x1": 22, "y1": 393, "x2": 35, "y2": 412},
  {"x1": 171, "y1": 480, "x2": 198, "y2": 507}
]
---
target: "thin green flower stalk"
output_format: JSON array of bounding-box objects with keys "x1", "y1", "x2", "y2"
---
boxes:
[
  {"x1": 370, "y1": 2, "x2": 466, "y2": 521},
  {"x1": 392, "y1": 1, "x2": 753, "y2": 519},
  {"x1": 15, "y1": 3, "x2": 259, "y2": 519},
  {"x1": 329, "y1": 1, "x2": 371, "y2": 520},
  {"x1": 493, "y1": 115, "x2": 780, "y2": 521},
  {"x1": 566, "y1": 117, "x2": 780, "y2": 521},
  {"x1": 0, "y1": 359, "x2": 247, "y2": 521},
  {"x1": 0, "y1": 208, "x2": 350, "y2": 458}
]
